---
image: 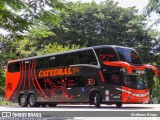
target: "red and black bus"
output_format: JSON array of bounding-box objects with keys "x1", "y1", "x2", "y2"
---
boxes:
[{"x1": 5, "y1": 45, "x2": 158, "y2": 108}]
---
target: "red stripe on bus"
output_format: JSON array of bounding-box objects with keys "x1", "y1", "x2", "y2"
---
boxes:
[
  {"x1": 33, "y1": 60, "x2": 49, "y2": 99},
  {"x1": 28, "y1": 60, "x2": 32, "y2": 91},
  {"x1": 31, "y1": 60, "x2": 42, "y2": 96},
  {"x1": 144, "y1": 64, "x2": 158, "y2": 76},
  {"x1": 23, "y1": 62, "x2": 26, "y2": 91},
  {"x1": 99, "y1": 70, "x2": 104, "y2": 82},
  {"x1": 103, "y1": 61, "x2": 150, "y2": 74},
  {"x1": 103, "y1": 61, "x2": 132, "y2": 74},
  {"x1": 13, "y1": 62, "x2": 23, "y2": 98}
]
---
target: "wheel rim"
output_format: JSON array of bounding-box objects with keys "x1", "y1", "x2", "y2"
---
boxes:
[
  {"x1": 20, "y1": 96, "x2": 26, "y2": 106},
  {"x1": 30, "y1": 96, "x2": 35, "y2": 106}
]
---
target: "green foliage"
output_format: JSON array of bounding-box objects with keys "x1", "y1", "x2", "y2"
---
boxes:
[
  {"x1": 49, "y1": 1, "x2": 155, "y2": 52},
  {"x1": 146, "y1": 0, "x2": 160, "y2": 25},
  {"x1": 15, "y1": 38, "x2": 38, "y2": 58},
  {"x1": 0, "y1": 0, "x2": 65, "y2": 35},
  {"x1": 146, "y1": 0, "x2": 160, "y2": 14},
  {"x1": 29, "y1": 23, "x2": 56, "y2": 39},
  {"x1": 13, "y1": 38, "x2": 80, "y2": 58},
  {"x1": 0, "y1": 69, "x2": 5, "y2": 91},
  {"x1": 38, "y1": 43, "x2": 80, "y2": 55},
  {"x1": 0, "y1": 0, "x2": 30, "y2": 33},
  {"x1": 152, "y1": 76, "x2": 160, "y2": 102}
]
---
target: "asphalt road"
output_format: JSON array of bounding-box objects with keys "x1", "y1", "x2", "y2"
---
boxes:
[
  {"x1": 0, "y1": 104, "x2": 160, "y2": 120},
  {"x1": 1, "y1": 104, "x2": 160, "y2": 111}
]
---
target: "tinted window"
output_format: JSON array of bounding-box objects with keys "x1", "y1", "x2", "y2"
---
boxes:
[
  {"x1": 116, "y1": 47, "x2": 142, "y2": 65},
  {"x1": 59, "y1": 53, "x2": 75, "y2": 67},
  {"x1": 36, "y1": 55, "x2": 60, "y2": 69},
  {"x1": 75, "y1": 49, "x2": 98, "y2": 65},
  {"x1": 36, "y1": 49, "x2": 97, "y2": 69},
  {"x1": 105, "y1": 72, "x2": 121, "y2": 85},
  {"x1": 8, "y1": 62, "x2": 20, "y2": 72},
  {"x1": 95, "y1": 47, "x2": 118, "y2": 62}
]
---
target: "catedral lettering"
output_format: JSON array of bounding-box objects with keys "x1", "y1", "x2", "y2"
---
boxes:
[
  {"x1": 5, "y1": 45, "x2": 158, "y2": 108},
  {"x1": 39, "y1": 68, "x2": 73, "y2": 77}
]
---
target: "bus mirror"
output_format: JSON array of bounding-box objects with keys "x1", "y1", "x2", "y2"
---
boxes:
[{"x1": 144, "y1": 64, "x2": 158, "y2": 76}]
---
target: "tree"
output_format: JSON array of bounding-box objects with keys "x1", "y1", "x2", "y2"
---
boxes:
[
  {"x1": 146, "y1": 0, "x2": 160, "y2": 25},
  {"x1": 0, "y1": 0, "x2": 65, "y2": 37},
  {"x1": 0, "y1": 0, "x2": 66, "y2": 91},
  {"x1": 45, "y1": 0, "x2": 157, "y2": 58}
]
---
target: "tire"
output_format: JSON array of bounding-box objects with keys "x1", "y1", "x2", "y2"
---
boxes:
[
  {"x1": 48, "y1": 103, "x2": 57, "y2": 107},
  {"x1": 19, "y1": 94, "x2": 28, "y2": 107},
  {"x1": 94, "y1": 93, "x2": 101, "y2": 108},
  {"x1": 28, "y1": 94, "x2": 38, "y2": 107},
  {"x1": 116, "y1": 103, "x2": 122, "y2": 108}
]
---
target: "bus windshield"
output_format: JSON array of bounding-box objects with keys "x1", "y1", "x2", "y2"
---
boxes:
[
  {"x1": 123, "y1": 70, "x2": 147, "y2": 89},
  {"x1": 116, "y1": 47, "x2": 142, "y2": 65}
]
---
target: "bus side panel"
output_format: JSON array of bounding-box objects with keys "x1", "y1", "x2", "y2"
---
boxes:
[{"x1": 5, "y1": 72, "x2": 21, "y2": 101}]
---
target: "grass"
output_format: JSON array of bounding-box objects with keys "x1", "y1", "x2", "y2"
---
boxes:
[{"x1": 0, "y1": 96, "x2": 18, "y2": 106}]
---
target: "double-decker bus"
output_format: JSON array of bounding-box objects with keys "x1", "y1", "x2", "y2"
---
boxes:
[{"x1": 5, "y1": 45, "x2": 158, "y2": 108}]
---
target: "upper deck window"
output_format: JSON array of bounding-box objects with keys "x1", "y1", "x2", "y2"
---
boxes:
[
  {"x1": 75, "y1": 49, "x2": 98, "y2": 65},
  {"x1": 115, "y1": 47, "x2": 142, "y2": 65},
  {"x1": 36, "y1": 49, "x2": 98, "y2": 69},
  {"x1": 94, "y1": 47, "x2": 118, "y2": 62}
]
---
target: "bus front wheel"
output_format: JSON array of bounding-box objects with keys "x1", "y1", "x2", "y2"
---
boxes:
[
  {"x1": 28, "y1": 94, "x2": 38, "y2": 107},
  {"x1": 94, "y1": 93, "x2": 101, "y2": 108},
  {"x1": 19, "y1": 94, "x2": 28, "y2": 107}
]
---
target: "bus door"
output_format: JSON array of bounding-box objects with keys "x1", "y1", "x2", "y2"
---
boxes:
[
  {"x1": 104, "y1": 72, "x2": 122, "y2": 102},
  {"x1": 65, "y1": 75, "x2": 88, "y2": 102}
]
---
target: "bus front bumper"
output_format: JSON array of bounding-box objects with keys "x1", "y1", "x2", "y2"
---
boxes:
[{"x1": 121, "y1": 86, "x2": 149, "y2": 103}]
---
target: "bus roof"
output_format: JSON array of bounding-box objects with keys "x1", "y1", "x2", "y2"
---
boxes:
[{"x1": 8, "y1": 45, "x2": 134, "y2": 63}]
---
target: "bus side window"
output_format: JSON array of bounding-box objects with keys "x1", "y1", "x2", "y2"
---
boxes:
[
  {"x1": 8, "y1": 62, "x2": 20, "y2": 72},
  {"x1": 76, "y1": 50, "x2": 97, "y2": 65},
  {"x1": 36, "y1": 58, "x2": 46, "y2": 69},
  {"x1": 36, "y1": 55, "x2": 60, "y2": 69},
  {"x1": 59, "y1": 53, "x2": 74, "y2": 67}
]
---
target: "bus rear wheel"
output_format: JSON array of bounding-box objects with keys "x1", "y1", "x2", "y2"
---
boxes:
[
  {"x1": 28, "y1": 94, "x2": 39, "y2": 107},
  {"x1": 94, "y1": 93, "x2": 101, "y2": 108},
  {"x1": 19, "y1": 94, "x2": 28, "y2": 107}
]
